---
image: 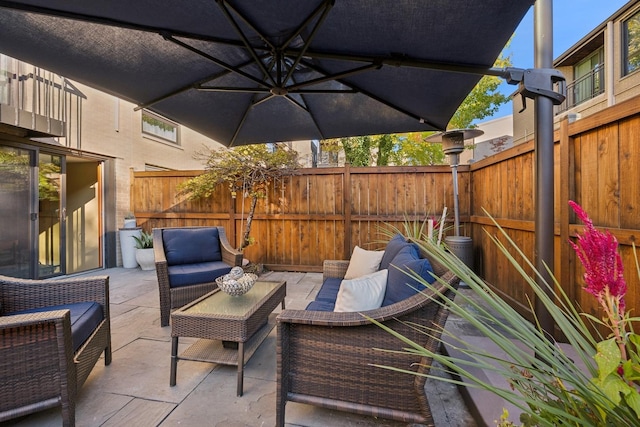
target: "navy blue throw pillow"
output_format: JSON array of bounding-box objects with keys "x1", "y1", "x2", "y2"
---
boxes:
[
  {"x1": 382, "y1": 244, "x2": 436, "y2": 306},
  {"x1": 379, "y1": 234, "x2": 410, "y2": 270}
]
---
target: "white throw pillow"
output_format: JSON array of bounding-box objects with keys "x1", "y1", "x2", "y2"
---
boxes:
[
  {"x1": 334, "y1": 269, "x2": 388, "y2": 312},
  {"x1": 343, "y1": 246, "x2": 385, "y2": 279}
]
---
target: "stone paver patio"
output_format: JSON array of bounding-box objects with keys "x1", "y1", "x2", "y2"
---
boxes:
[{"x1": 3, "y1": 267, "x2": 478, "y2": 427}]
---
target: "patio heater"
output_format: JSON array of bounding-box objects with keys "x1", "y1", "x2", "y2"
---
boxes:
[{"x1": 426, "y1": 128, "x2": 483, "y2": 270}]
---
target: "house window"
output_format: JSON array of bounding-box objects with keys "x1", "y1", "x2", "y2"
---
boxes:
[
  {"x1": 141, "y1": 110, "x2": 180, "y2": 144},
  {"x1": 623, "y1": 10, "x2": 640, "y2": 76},
  {"x1": 572, "y1": 48, "x2": 604, "y2": 106}
]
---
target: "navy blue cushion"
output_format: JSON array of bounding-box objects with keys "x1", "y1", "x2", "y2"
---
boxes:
[
  {"x1": 9, "y1": 302, "x2": 103, "y2": 352},
  {"x1": 314, "y1": 278, "x2": 342, "y2": 303},
  {"x1": 163, "y1": 228, "x2": 222, "y2": 265},
  {"x1": 167, "y1": 261, "x2": 231, "y2": 288},
  {"x1": 305, "y1": 300, "x2": 335, "y2": 311},
  {"x1": 382, "y1": 244, "x2": 436, "y2": 306},
  {"x1": 379, "y1": 234, "x2": 411, "y2": 270},
  {"x1": 305, "y1": 277, "x2": 343, "y2": 311}
]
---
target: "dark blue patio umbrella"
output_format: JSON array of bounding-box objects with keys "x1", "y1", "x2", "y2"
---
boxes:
[
  {"x1": 0, "y1": 0, "x2": 563, "y2": 334},
  {"x1": 0, "y1": 0, "x2": 533, "y2": 147}
]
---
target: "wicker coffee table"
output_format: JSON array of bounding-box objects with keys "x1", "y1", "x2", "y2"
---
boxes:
[{"x1": 170, "y1": 280, "x2": 286, "y2": 396}]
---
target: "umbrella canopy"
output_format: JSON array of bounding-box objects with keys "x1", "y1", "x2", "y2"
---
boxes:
[{"x1": 0, "y1": 0, "x2": 532, "y2": 146}]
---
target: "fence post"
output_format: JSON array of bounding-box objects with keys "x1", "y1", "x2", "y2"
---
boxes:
[
  {"x1": 344, "y1": 163, "x2": 351, "y2": 258},
  {"x1": 558, "y1": 117, "x2": 574, "y2": 304}
]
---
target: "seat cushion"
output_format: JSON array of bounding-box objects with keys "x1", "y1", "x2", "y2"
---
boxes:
[
  {"x1": 167, "y1": 261, "x2": 232, "y2": 288},
  {"x1": 382, "y1": 244, "x2": 436, "y2": 306},
  {"x1": 379, "y1": 234, "x2": 411, "y2": 270},
  {"x1": 163, "y1": 228, "x2": 222, "y2": 265},
  {"x1": 9, "y1": 302, "x2": 103, "y2": 352},
  {"x1": 305, "y1": 300, "x2": 335, "y2": 311},
  {"x1": 304, "y1": 277, "x2": 342, "y2": 311},
  {"x1": 314, "y1": 277, "x2": 342, "y2": 303}
]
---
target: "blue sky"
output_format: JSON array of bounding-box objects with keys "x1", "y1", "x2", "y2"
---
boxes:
[{"x1": 488, "y1": 0, "x2": 630, "y2": 120}]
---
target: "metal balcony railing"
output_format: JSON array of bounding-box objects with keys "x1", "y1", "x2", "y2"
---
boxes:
[
  {"x1": 0, "y1": 54, "x2": 83, "y2": 146},
  {"x1": 555, "y1": 63, "x2": 605, "y2": 114}
]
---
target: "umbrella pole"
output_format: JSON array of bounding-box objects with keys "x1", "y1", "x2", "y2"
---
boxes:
[{"x1": 534, "y1": 0, "x2": 555, "y2": 340}]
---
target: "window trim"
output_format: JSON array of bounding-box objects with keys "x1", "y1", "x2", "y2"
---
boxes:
[
  {"x1": 623, "y1": 9, "x2": 640, "y2": 76},
  {"x1": 141, "y1": 110, "x2": 180, "y2": 145}
]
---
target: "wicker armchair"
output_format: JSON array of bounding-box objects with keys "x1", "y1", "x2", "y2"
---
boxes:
[
  {"x1": 0, "y1": 274, "x2": 112, "y2": 426},
  {"x1": 276, "y1": 255, "x2": 459, "y2": 426},
  {"x1": 153, "y1": 226, "x2": 243, "y2": 326}
]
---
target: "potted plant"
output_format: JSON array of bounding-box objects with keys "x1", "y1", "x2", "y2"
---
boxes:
[{"x1": 132, "y1": 231, "x2": 155, "y2": 270}]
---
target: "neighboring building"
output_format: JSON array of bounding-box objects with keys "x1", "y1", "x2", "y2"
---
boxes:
[
  {"x1": 0, "y1": 53, "x2": 316, "y2": 279},
  {"x1": 513, "y1": 0, "x2": 640, "y2": 144},
  {"x1": 0, "y1": 55, "x2": 232, "y2": 277},
  {"x1": 464, "y1": 115, "x2": 514, "y2": 163}
]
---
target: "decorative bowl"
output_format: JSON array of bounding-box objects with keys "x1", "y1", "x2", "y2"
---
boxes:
[{"x1": 216, "y1": 272, "x2": 258, "y2": 296}]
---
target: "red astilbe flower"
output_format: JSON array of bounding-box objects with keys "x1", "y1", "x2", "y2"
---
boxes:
[{"x1": 568, "y1": 200, "x2": 627, "y2": 313}]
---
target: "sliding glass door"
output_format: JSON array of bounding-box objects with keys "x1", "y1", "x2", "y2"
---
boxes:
[
  {"x1": 0, "y1": 145, "x2": 32, "y2": 278},
  {"x1": 0, "y1": 143, "x2": 102, "y2": 278}
]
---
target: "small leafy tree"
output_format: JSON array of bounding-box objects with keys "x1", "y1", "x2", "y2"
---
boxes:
[
  {"x1": 178, "y1": 144, "x2": 299, "y2": 251},
  {"x1": 389, "y1": 133, "x2": 445, "y2": 166},
  {"x1": 321, "y1": 134, "x2": 399, "y2": 166}
]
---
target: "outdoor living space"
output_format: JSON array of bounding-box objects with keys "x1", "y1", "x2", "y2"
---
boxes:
[{"x1": 4, "y1": 267, "x2": 479, "y2": 427}]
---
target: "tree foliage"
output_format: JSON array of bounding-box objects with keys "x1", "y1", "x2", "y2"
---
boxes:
[
  {"x1": 389, "y1": 133, "x2": 445, "y2": 166},
  {"x1": 321, "y1": 52, "x2": 512, "y2": 166},
  {"x1": 449, "y1": 54, "x2": 511, "y2": 129},
  {"x1": 178, "y1": 144, "x2": 299, "y2": 251}
]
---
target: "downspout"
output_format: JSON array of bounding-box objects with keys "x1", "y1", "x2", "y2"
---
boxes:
[{"x1": 606, "y1": 20, "x2": 615, "y2": 107}]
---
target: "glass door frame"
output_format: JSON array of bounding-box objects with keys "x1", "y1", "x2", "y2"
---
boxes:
[{"x1": 37, "y1": 151, "x2": 66, "y2": 278}]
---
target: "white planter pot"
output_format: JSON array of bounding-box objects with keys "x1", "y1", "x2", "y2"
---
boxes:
[
  {"x1": 135, "y1": 248, "x2": 155, "y2": 271},
  {"x1": 123, "y1": 218, "x2": 137, "y2": 229},
  {"x1": 119, "y1": 228, "x2": 141, "y2": 268}
]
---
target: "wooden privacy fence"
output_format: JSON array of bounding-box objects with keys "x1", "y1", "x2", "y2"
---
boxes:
[
  {"x1": 471, "y1": 96, "x2": 640, "y2": 323},
  {"x1": 132, "y1": 96, "x2": 640, "y2": 323},
  {"x1": 132, "y1": 164, "x2": 466, "y2": 272}
]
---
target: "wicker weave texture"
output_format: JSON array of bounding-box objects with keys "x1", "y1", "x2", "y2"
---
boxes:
[
  {"x1": 276, "y1": 256, "x2": 459, "y2": 426},
  {"x1": 171, "y1": 282, "x2": 286, "y2": 342},
  {"x1": 0, "y1": 274, "x2": 112, "y2": 426}
]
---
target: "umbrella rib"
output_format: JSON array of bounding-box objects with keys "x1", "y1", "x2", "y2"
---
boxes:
[
  {"x1": 283, "y1": 95, "x2": 327, "y2": 140},
  {"x1": 286, "y1": 47, "x2": 498, "y2": 77},
  {"x1": 288, "y1": 89, "x2": 357, "y2": 94},
  {"x1": 230, "y1": 93, "x2": 270, "y2": 147},
  {"x1": 163, "y1": 34, "x2": 270, "y2": 89},
  {"x1": 287, "y1": 63, "x2": 380, "y2": 91},
  {"x1": 0, "y1": 0, "x2": 249, "y2": 49},
  {"x1": 134, "y1": 56, "x2": 263, "y2": 111},
  {"x1": 282, "y1": 95, "x2": 308, "y2": 112},
  {"x1": 252, "y1": 94, "x2": 275, "y2": 108},
  {"x1": 198, "y1": 87, "x2": 271, "y2": 94},
  {"x1": 216, "y1": 0, "x2": 276, "y2": 87},
  {"x1": 299, "y1": 58, "x2": 441, "y2": 129},
  {"x1": 229, "y1": 58, "x2": 281, "y2": 146},
  {"x1": 281, "y1": 0, "x2": 334, "y2": 86},
  {"x1": 0, "y1": 0, "x2": 499, "y2": 79}
]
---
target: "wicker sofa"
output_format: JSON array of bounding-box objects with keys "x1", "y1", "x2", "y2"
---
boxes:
[
  {"x1": 276, "y1": 236, "x2": 459, "y2": 426},
  {"x1": 153, "y1": 226, "x2": 243, "y2": 326},
  {"x1": 0, "y1": 274, "x2": 112, "y2": 426}
]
